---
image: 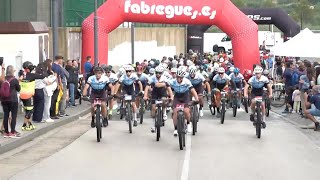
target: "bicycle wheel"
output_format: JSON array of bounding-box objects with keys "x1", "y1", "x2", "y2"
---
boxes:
[
  {"x1": 243, "y1": 98, "x2": 248, "y2": 113},
  {"x1": 256, "y1": 105, "x2": 262, "y2": 138},
  {"x1": 192, "y1": 106, "x2": 198, "y2": 135},
  {"x1": 96, "y1": 106, "x2": 101, "y2": 142},
  {"x1": 270, "y1": 89, "x2": 286, "y2": 107},
  {"x1": 233, "y1": 97, "x2": 237, "y2": 117},
  {"x1": 140, "y1": 99, "x2": 144, "y2": 124},
  {"x1": 177, "y1": 112, "x2": 184, "y2": 150},
  {"x1": 209, "y1": 104, "x2": 216, "y2": 115},
  {"x1": 221, "y1": 100, "x2": 225, "y2": 124},
  {"x1": 266, "y1": 99, "x2": 270, "y2": 117},
  {"x1": 126, "y1": 103, "x2": 133, "y2": 134},
  {"x1": 156, "y1": 107, "x2": 161, "y2": 141}
]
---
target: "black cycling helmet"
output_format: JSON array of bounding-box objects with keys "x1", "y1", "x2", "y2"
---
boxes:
[
  {"x1": 94, "y1": 66, "x2": 103, "y2": 73},
  {"x1": 100, "y1": 64, "x2": 108, "y2": 72},
  {"x1": 22, "y1": 61, "x2": 35, "y2": 71}
]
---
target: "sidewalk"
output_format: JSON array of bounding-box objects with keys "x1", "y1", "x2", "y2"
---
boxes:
[
  {"x1": 0, "y1": 103, "x2": 91, "y2": 154},
  {"x1": 271, "y1": 106, "x2": 320, "y2": 146}
]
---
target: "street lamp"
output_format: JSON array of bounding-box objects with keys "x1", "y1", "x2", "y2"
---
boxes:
[{"x1": 94, "y1": 0, "x2": 98, "y2": 66}]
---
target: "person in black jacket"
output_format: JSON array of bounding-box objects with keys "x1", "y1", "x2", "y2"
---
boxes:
[
  {"x1": 0, "y1": 65, "x2": 21, "y2": 138},
  {"x1": 66, "y1": 60, "x2": 77, "y2": 106}
]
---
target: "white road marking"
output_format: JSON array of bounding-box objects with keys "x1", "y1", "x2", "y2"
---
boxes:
[{"x1": 181, "y1": 134, "x2": 192, "y2": 180}]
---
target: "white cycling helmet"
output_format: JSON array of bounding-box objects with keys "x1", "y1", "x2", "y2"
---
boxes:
[
  {"x1": 161, "y1": 63, "x2": 168, "y2": 69},
  {"x1": 178, "y1": 65, "x2": 188, "y2": 72},
  {"x1": 155, "y1": 65, "x2": 164, "y2": 73},
  {"x1": 176, "y1": 69, "x2": 187, "y2": 77},
  {"x1": 254, "y1": 66, "x2": 263, "y2": 74},
  {"x1": 229, "y1": 66, "x2": 235, "y2": 72},
  {"x1": 263, "y1": 69, "x2": 269, "y2": 75},
  {"x1": 171, "y1": 67, "x2": 177, "y2": 73},
  {"x1": 188, "y1": 65, "x2": 197, "y2": 75},
  {"x1": 149, "y1": 68, "x2": 155, "y2": 74},
  {"x1": 187, "y1": 60, "x2": 193, "y2": 66},
  {"x1": 123, "y1": 64, "x2": 134, "y2": 71},
  {"x1": 218, "y1": 67, "x2": 225, "y2": 73},
  {"x1": 119, "y1": 67, "x2": 125, "y2": 76},
  {"x1": 219, "y1": 57, "x2": 224, "y2": 63},
  {"x1": 213, "y1": 66, "x2": 219, "y2": 72}
]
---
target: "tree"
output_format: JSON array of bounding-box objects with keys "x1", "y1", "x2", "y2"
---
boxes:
[
  {"x1": 231, "y1": 0, "x2": 246, "y2": 7},
  {"x1": 263, "y1": 0, "x2": 276, "y2": 7}
]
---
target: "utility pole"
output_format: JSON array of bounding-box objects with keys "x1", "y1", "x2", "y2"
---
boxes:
[
  {"x1": 131, "y1": 22, "x2": 135, "y2": 65},
  {"x1": 94, "y1": 0, "x2": 99, "y2": 66},
  {"x1": 52, "y1": 0, "x2": 59, "y2": 58}
]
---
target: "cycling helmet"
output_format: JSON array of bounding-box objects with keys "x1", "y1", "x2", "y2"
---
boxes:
[
  {"x1": 94, "y1": 66, "x2": 103, "y2": 73},
  {"x1": 149, "y1": 68, "x2": 155, "y2": 74},
  {"x1": 219, "y1": 58, "x2": 224, "y2": 63},
  {"x1": 187, "y1": 60, "x2": 193, "y2": 66},
  {"x1": 263, "y1": 69, "x2": 269, "y2": 75},
  {"x1": 189, "y1": 66, "x2": 197, "y2": 75},
  {"x1": 243, "y1": 69, "x2": 253, "y2": 81},
  {"x1": 100, "y1": 64, "x2": 108, "y2": 72},
  {"x1": 213, "y1": 66, "x2": 219, "y2": 72},
  {"x1": 171, "y1": 67, "x2": 177, "y2": 73},
  {"x1": 155, "y1": 66, "x2": 164, "y2": 73},
  {"x1": 107, "y1": 65, "x2": 113, "y2": 71},
  {"x1": 161, "y1": 63, "x2": 168, "y2": 69},
  {"x1": 119, "y1": 67, "x2": 125, "y2": 76},
  {"x1": 123, "y1": 65, "x2": 134, "y2": 71},
  {"x1": 234, "y1": 68, "x2": 240, "y2": 74},
  {"x1": 178, "y1": 65, "x2": 188, "y2": 72},
  {"x1": 136, "y1": 65, "x2": 144, "y2": 72},
  {"x1": 218, "y1": 67, "x2": 225, "y2": 73},
  {"x1": 253, "y1": 66, "x2": 263, "y2": 74},
  {"x1": 22, "y1": 61, "x2": 34, "y2": 71},
  {"x1": 176, "y1": 69, "x2": 187, "y2": 77},
  {"x1": 229, "y1": 66, "x2": 235, "y2": 72}
]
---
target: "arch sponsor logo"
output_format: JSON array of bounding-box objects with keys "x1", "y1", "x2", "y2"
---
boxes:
[{"x1": 124, "y1": 0, "x2": 216, "y2": 20}]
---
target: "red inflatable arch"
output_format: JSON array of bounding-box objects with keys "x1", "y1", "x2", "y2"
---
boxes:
[{"x1": 82, "y1": 0, "x2": 259, "y2": 72}]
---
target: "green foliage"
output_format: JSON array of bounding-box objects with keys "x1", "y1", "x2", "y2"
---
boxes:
[{"x1": 231, "y1": 0, "x2": 320, "y2": 29}]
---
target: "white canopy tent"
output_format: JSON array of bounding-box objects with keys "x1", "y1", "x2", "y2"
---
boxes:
[{"x1": 271, "y1": 28, "x2": 320, "y2": 58}]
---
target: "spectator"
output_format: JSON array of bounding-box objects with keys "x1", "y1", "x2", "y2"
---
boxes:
[
  {"x1": 281, "y1": 61, "x2": 295, "y2": 113},
  {"x1": 32, "y1": 63, "x2": 48, "y2": 123},
  {"x1": 50, "y1": 56, "x2": 63, "y2": 119},
  {"x1": 84, "y1": 56, "x2": 93, "y2": 82},
  {"x1": 66, "y1": 60, "x2": 77, "y2": 107},
  {"x1": 304, "y1": 85, "x2": 320, "y2": 131},
  {"x1": 0, "y1": 65, "x2": 21, "y2": 138},
  {"x1": 43, "y1": 59, "x2": 57, "y2": 123},
  {"x1": 292, "y1": 87, "x2": 301, "y2": 113},
  {"x1": 300, "y1": 67, "x2": 315, "y2": 116},
  {"x1": 58, "y1": 61, "x2": 70, "y2": 117}
]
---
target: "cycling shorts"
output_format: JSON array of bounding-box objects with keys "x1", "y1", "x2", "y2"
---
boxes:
[
  {"x1": 151, "y1": 87, "x2": 167, "y2": 104},
  {"x1": 173, "y1": 92, "x2": 190, "y2": 108}
]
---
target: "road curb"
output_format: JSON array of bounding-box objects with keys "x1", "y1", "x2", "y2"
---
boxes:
[{"x1": 0, "y1": 108, "x2": 90, "y2": 154}]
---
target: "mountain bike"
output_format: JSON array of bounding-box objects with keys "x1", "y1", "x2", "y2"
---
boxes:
[
  {"x1": 253, "y1": 96, "x2": 264, "y2": 139},
  {"x1": 220, "y1": 90, "x2": 227, "y2": 124},
  {"x1": 118, "y1": 94, "x2": 135, "y2": 133},
  {"x1": 231, "y1": 88, "x2": 240, "y2": 117},
  {"x1": 189, "y1": 101, "x2": 199, "y2": 135},
  {"x1": 176, "y1": 103, "x2": 186, "y2": 150}
]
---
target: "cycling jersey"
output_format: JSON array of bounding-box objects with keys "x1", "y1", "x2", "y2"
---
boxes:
[
  {"x1": 200, "y1": 71, "x2": 209, "y2": 78},
  {"x1": 248, "y1": 75, "x2": 269, "y2": 97},
  {"x1": 119, "y1": 73, "x2": 139, "y2": 95},
  {"x1": 87, "y1": 75, "x2": 110, "y2": 97},
  {"x1": 169, "y1": 78, "x2": 193, "y2": 94},
  {"x1": 106, "y1": 72, "x2": 118, "y2": 84},
  {"x1": 119, "y1": 73, "x2": 139, "y2": 86},
  {"x1": 148, "y1": 75, "x2": 169, "y2": 103},
  {"x1": 229, "y1": 73, "x2": 244, "y2": 89},
  {"x1": 169, "y1": 78, "x2": 194, "y2": 107},
  {"x1": 187, "y1": 73, "x2": 205, "y2": 86},
  {"x1": 163, "y1": 71, "x2": 173, "y2": 80},
  {"x1": 137, "y1": 73, "x2": 149, "y2": 87},
  {"x1": 212, "y1": 73, "x2": 231, "y2": 90}
]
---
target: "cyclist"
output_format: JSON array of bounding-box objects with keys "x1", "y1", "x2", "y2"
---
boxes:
[
  {"x1": 114, "y1": 65, "x2": 143, "y2": 126},
  {"x1": 102, "y1": 65, "x2": 118, "y2": 119},
  {"x1": 82, "y1": 67, "x2": 114, "y2": 128},
  {"x1": 244, "y1": 66, "x2": 272, "y2": 128},
  {"x1": 135, "y1": 65, "x2": 149, "y2": 116},
  {"x1": 149, "y1": 68, "x2": 155, "y2": 77},
  {"x1": 229, "y1": 68, "x2": 246, "y2": 107},
  {"x1": 144, "y1": 66, "x2": 174, "y2": 132},
  {"x1": 170, "y1": 67, "x2": 177, "y2": 79},
  {"x1": 169, "y1": 69, "x2": 199, "y2": 136},
  {"x1": 212, "y1": 67, "x2": 231, "y2": 118},
  {"x1": 187, "y1": 65, "x2": 211, "y2": 117}
]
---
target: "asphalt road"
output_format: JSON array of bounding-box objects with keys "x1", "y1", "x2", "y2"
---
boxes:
[{"x1": 4, "y1": 108, "x2": 320, "y2": 180}]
